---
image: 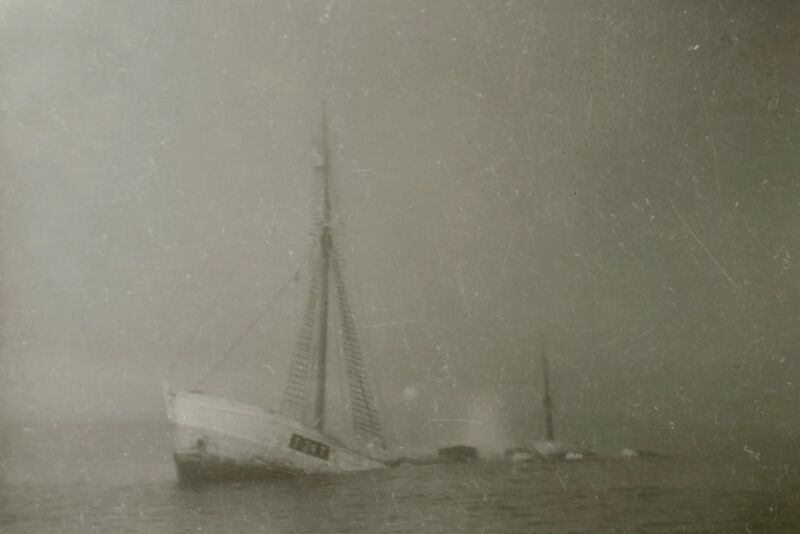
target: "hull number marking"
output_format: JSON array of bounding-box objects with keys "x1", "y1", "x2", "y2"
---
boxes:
[{"x1": 289, "y1": 433, "x2": 331, "y2": 461}]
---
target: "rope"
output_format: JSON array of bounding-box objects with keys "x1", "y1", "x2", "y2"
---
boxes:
[
  {"x1": 194, "y1": 270, "x2": 299, "y2": 389},
  {"x1": 165, "y1": 274, "x2": 231, "y2": 380}
]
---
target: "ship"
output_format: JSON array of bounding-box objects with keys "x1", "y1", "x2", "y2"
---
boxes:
[
  {"x1": 163, "y1": 107, "x2": 389, "y2": 481},
  {"x1": 531, "y1": 335, "x2": 590, "y2": 460}
]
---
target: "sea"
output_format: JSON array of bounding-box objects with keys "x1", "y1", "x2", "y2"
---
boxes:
[{"x1": 0, "y1": 421, "x2": 798, "y2": 533}]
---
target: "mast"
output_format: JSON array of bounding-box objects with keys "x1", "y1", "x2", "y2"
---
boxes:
[
  {"x1": 541, "y1": 334, "x2": 554, "y2": 441},
  {"x1": 313, "y1": 103, "x2": 332, "y2": 431},
  {"x1": 281, "y1": 103, "x2": 383, "y2": 447}
]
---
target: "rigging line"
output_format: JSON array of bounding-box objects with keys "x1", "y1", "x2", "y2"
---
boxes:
[
  {"x1": 194, "y1": 269, "x2": 300, "y2": 389},
  {"x1": 335, "y1": 289, "x2": 350, "y2": 433},
  {"x1": 332, "y1": 247, "x2": 384, "y2": 444},
  {"x1": 165, "y1": 273, "x2": 232, "y2": 380},
  {"x1": 280, "y1": 243, "x2": 321, "y2": 423}
]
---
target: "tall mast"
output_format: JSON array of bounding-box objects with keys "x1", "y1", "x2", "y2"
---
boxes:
[
  {"x1": 541, "y1": 333, "x2": 554, "y2": 441},
  {"x1": 313, "y1": 103, "x2": 332, "y2": 431}
]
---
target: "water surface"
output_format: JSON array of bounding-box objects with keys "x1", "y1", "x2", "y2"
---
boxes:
[{"x1": 1, "y1": 422, "x2": 798, "y2": 532}]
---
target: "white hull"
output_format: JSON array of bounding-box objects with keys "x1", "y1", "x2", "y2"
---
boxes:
[{"x1": 165, "y1": 390, "x2": 386, "y2": 480}]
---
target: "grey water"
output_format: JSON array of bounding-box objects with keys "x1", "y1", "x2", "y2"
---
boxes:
[{"x1": 1, "y1": 422, "x2": 798, "y2": 533}]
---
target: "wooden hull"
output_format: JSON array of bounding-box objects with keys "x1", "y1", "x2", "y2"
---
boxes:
[{"x1": 165, "y1": 390, "x2": 386, "y2": 481}]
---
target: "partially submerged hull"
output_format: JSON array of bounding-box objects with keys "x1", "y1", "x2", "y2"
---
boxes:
[{"x1": 165, "y1": 390, "x2": 386, "y2": 481}]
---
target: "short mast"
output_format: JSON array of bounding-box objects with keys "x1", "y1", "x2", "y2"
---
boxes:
[
  {"x1": 541, "y1": 334, "x2": 554, "y2": 442},
  {"x1": 313, "y1": 104, "x2": 332, "y2": 431}
]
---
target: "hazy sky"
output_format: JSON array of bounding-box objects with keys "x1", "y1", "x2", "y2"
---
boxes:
[{"x1": 1, "y1": 1, "x2": 798, "y2": 453}]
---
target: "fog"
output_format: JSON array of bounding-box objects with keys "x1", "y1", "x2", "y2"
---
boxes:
[{"x1": 1, "y1": 1, "x2": 797, "y2": 454}]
